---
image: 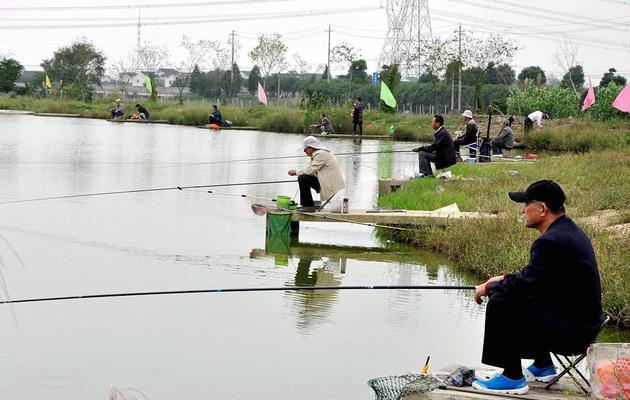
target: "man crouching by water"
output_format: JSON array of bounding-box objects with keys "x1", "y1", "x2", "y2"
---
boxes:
[
  {"x1": 288, "y1": 136, "x2": 345, "y2": 213},
  {"x1": 472, "y1": 180, "x2": 604, "y2": 395}
]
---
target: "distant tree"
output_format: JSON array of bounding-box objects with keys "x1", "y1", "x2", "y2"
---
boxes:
[
  {"x1": 173, "y1": 35, "x2": 214, "y2": 104},
  {"x1": 348, "y1": 59, "x2": 369, "y2": 84},
  {"x1": 41, "y1": 40, "x2": 106, "y2": 101},
  {"x1": 560, "y1": 65, "x2": 585, "y2": 92},
  {"x1": 112, "y1": 50, "x2": 141, "y2": 98},
  {"x1": 321, "y1": 65, "x2": 330, "y2": 80},
  {"x1": 496, "y1": 64, "x2": 516, "y2": 85},
  {"x1": 518, "y1": 66, "x2": 546, "y2": 85},
  {"x1": 331, "y1": 42, "x2": 359, "y2": 80},
  {"x1": 600, "y1": 68, "x2": 627, "y2": 87},
  {"x1": 231, "y1": 63, "x2": 243, "y2": 96},
  {"x1": 0, "y1": 57, "x2": 23, "y2": 92},
  {"x1": 189, "y1": 65, "x2": 203, "y2": 96},
  {"x1": 137, "y1": 42, "x2": 170, "y2": 100},
  {"x1": 247, "y1": 65, "x2": 262, "y2": 95},
  {"x1": 248, "y1": 33, "x2": 288, "y2": 87}
]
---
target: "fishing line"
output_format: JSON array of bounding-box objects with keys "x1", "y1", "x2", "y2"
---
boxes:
[
  {"x1": 0, "y1": 179, "x2": 296, "y2": 206},
  {"x1": 0, "y1": 285, "x2": 477, "y2": 305},
  {"x1": 157, "y1": 149, "x2": 413, "y2": 169}
]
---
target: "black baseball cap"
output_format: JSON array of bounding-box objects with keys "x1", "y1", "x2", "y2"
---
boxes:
[{"x1": 508, "y1": 180, "x2": 566, "y2": 208}]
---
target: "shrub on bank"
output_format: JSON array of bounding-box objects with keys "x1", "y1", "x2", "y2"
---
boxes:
[{"x1": 378, "y1": 150, "x2": 630, "y2": 326}]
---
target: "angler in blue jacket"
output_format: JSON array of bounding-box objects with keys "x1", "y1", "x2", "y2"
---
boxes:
[{"x1": 472, "y1": 180, "x2": 604, "y2": 395}]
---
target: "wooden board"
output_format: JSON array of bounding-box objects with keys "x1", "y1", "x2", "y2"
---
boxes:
[
  {"x1": 0, "y1": 110, "x2": 34, "y2": 115},
  {"x1": 289, "y1": 206, "x2": 495, "y2": 226},
  {"x1": 33, "y1": 112, "x2": 81, "y2": 118},
  {"x1": 107, "y1": 119, "x2": 169, "y2": 124},
  {"x1": 196, "y1": 125, "x2": 261, "y2": 131}
]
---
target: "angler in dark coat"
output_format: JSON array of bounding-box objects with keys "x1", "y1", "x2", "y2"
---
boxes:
[
  {"x1": 472, "y1": 180, "x2": 604, "y2": 395},
  {"x1": 412, "y1": 115, "x2": 456, "y2": 177}
]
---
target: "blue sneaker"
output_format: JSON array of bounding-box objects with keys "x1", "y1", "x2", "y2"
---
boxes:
[
  {"x1": 524, "y1": 364, "x2": 557, "y2": 383},
  {"x1": 472, "y1": 374, "x2": 529, "y2": 395}
]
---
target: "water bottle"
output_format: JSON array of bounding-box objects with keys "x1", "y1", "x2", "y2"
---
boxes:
[{"x1": 342, "y1": 197, "x2": 349, "y2": 214}]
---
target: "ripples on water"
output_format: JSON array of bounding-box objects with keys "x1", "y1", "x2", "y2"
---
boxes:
[{"x1": 0, "y1": 115, "x2": 486, "y2": 399}]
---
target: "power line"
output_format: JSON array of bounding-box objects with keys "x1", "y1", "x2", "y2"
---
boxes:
[
  {"x1": 0, "y1": 0, "x2": 291, "y2": 12},
  {"x1": 0, "y1": 7, "x2": 381, "y2": 30}
]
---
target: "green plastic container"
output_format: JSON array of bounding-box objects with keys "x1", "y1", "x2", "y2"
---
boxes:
[{"x1": 276, "y1": 195, "x2": 291, "y2": 209}]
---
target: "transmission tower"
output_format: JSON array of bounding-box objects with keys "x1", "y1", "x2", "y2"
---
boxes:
[{"x1": 379, "y1": 0, "x2": 433, "y2": 78}]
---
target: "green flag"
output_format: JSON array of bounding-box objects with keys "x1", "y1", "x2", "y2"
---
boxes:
[
  {"x1": 144, "y1": 75, "x2": 153, "y2": 93},
  {"x1": 380, "y1": 81, "x2": 397, "y2": 108}
]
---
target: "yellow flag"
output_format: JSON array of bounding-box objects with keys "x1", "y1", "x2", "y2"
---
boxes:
[{"x1": 45, "y1": 75, "x2": 52, "y2": 89}]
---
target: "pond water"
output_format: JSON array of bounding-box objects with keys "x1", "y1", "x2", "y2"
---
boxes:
[{"x1": 0, "y1": 114, "x2": 487, "y2": 399}]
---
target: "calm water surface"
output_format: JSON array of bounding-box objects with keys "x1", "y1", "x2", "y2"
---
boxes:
[{"x1": 0, "y1": 115, "x2": 486, "y2": 399}]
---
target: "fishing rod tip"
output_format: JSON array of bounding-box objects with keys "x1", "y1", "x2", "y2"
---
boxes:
[{"x1": 177, "y1": 186, "x2": 182, "y2": 190}]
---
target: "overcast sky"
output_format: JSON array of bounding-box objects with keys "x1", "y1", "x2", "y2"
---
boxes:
[{"x1": 1, "y1": 0, "x2": 629, "y2": 84}]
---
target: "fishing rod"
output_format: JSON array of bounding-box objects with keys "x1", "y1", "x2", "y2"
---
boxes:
[
  {"x1": 157, "y1": 149, "x2": 414, "y2": 169},
  {"x1": 0, "y1": 179, "x2": 296, "y2": 206},
  {"x1": 180, "y1": 188, "x2": 412, "y2": 231},
  {"x1": 0, "y1": 285, "x2": 477, "y2": 305}
]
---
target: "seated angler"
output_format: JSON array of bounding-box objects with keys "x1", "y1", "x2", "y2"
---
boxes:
[
  {"x1": 472, "y1": 180, "x2": 604, "y2": 395},
  {"x1": 288, "y1": 136, "x2": 345, "y2": 213},
  {"x1": 412, "y1": 114, "x2": 456, "y2": 178}
]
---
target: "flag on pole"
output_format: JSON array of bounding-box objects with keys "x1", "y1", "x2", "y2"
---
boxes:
[
  {"x1": 45, "y1": 75, "x2": 52, "y2": 89},
  {"x1": 257, "y1": 82, "x2": 268, "y2": 106},
  {"x1": 581, "y1": 79, "x2": 596, "y2": 111},
  {"x1": 612, "y1": 84, "x2": 630, "y2": 113},
  {"x1": 144, "y1": 75, "x2": 153, "y2": 93},
  {"x1": 380, "y1": 81, "x2": 397, "y2": 108}
]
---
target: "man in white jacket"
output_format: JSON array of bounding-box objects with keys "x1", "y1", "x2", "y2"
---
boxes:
[{"x1": 288, "y1": 136, "x2": 345, "y2": 213}]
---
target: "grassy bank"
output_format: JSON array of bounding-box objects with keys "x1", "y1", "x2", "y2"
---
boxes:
[
  {"x1": 378, "y1": 150, "x2": 630, "y2": 326},
  {"x1": 1, "y1": 96, "x2": 628, "y2": 151}
]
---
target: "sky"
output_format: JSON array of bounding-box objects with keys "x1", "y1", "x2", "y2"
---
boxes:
[{"x1": 0, "y1": 0, "x2": 629, "y2": 84}]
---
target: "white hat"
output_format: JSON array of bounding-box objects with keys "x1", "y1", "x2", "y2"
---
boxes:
[
  {"x1": 115, "y1": 98, "x2": 121, "y2": 102},
  {"x1": 299, "y1": 136, "x2": 328, "y2": 151},
  {"x1": 462, "y1": 110, "x2": 473, "y2": 119}
]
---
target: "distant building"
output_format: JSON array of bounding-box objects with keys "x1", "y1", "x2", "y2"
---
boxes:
[{"x1": 94, "y1": 68, "x2": 190, "y2": 100}]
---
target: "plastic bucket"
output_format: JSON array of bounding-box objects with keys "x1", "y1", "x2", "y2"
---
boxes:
[{"x1": 276, "y1": 195, "x2": 291, "y2": 209}]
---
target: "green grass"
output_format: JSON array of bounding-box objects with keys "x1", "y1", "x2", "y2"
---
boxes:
[
  {"x1": 378, "y1": 150, "x2": 630, "y2": 327},
  {"x1": 1, "y1": 96, "x2": 629, "y2": 152}
]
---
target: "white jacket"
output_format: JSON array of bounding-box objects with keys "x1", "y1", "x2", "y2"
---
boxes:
[{"x1": 296, "y1": 149, "x2": 345, "y2": 201}]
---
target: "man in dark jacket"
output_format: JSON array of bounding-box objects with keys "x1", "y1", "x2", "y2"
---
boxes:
[
  {"x1": 472, "y1": 180, "x2": 604, "y2": 395},
  {"x1": 135, "y1": 103, "x2": 150, "y2": 120},
  {"x1": 412, "y1": 115, "x2": 456, "y2": 177},
  {"x1": 351, "y1": 97, "x2": 365, "y2": 137},
  {"x1": 491, "y1": 119, "x2": 514, "y2": 155},
  {"x1": 208, "y1": 104, "x2": 225, "y2": 126}
]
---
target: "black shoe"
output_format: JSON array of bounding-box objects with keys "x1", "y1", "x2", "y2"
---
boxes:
[{"x1": 296, "y1": 206, "x2": 316, "y2": 213}]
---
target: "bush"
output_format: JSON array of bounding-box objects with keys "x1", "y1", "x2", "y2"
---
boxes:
[
  {"x1": 587, "y1": 83, "x2": 630, "y2": 121},
  {"x1": 507, "y1": 84, "x2": 580, "y2": 118}
]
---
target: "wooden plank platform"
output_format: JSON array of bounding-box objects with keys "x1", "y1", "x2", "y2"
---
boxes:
[
  {"x1": 408, "y1": 380, "x2": 586, "y2": 400},
  {"x1": 33, "y1": 112, "x2": 81, "y2": 118},
  {"x1": 196, "y1": 125, "x2": 260, "y2": 131},
  {"x1": 289, "y1": 204, "x2": 494, "y2": 226},
  {"x1": 318, "y1": 134, "x2": 392, "y2": 139},
  {"x1": 0, "y1": 109, "x2": 34, "y2": 115},
  {"x1": 107, "y1": 119, "x2": 169, "y2": 124}
]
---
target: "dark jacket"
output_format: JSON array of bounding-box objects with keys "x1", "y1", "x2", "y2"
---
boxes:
[
  {"x1": 137, "y1": 106, "x2": 150, "y2": 118},
  {"x1": 420, "y1": 126, "x2": 456, "y2": 169},
  {"x1": 489, "y1": 216, "x2": 604, "y2": 353},
  {"x1": 352, "y1": 102, "x2": 365, "y2": 122},
  {"x1": 209, "y1": 109, "x2": 223, "y2": 124},
  {"x1": 492, "y1": 126, "x2": 514, "y2": 148},
  {"x1": 458, "y1": 119, "x2": 478, "y2": 145}
]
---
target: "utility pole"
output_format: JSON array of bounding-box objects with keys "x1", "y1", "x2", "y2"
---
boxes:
[
  {"x1": 229, "y1": 30, "x2": 236, "y2": 98},
  {"x1": 277, "y1": 72, "x2": 280, "y2": 105},
  {"x1": 327, "y1": 25, "x2": 332, "y2": 81},
  {"x1": 457, "y1": 24, "x2": 462, "y2": 112},
  {"x1": 451, "y1": 71, "x2": 454, "y2": 113}
]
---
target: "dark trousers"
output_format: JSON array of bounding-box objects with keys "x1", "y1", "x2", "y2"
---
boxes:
[
  {"x1": 111, "y1": 110, "x2": 123, "y2": 119},
  {"x1": 298, "y1": 174, "x2": 320, "y2": 207},
  {"x1": 482, "y1": 295, "x2": 558, "y2": 377},
  {"x1": 453, "y1": 138, "x2": 473, "y2": 156},
  {"x1": 353, "y1": 120, "x2": 362, "y2": 136},
  {"x1": 418, "y1": 151, "x2": 436, "y2": 176},
  {"x1": 492, "y1": 141, "x2": 511, "y2": 155},
  {"x1": 524, "y1": 117, "x2": 533, "y2": 132}
]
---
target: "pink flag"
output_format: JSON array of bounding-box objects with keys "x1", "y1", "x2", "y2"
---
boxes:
[
  {"x1": 581, "y1": 79, "x2": 596, "y2": 111},
  {"x1": 257, "y1": 82, "x2": 268, "y2": 106},
  {"x1": 612, "y1": 84, "x2": 630, "y2": 113}
]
